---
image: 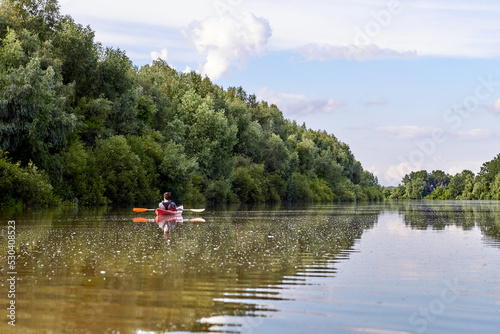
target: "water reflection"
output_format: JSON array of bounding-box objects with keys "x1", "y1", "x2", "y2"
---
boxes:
[
  {"x1": 394, "y1": 200, "x2": 500, "y2": 246},
  {"x1": 0, "y1": 201, "x2": 499, "y2": 333}
]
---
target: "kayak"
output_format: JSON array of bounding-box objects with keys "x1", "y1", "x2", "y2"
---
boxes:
[{"x1": 155, "y1": 205, "x2": 183, "y2": 216}]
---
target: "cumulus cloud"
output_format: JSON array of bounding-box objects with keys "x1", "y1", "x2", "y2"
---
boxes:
[
  {"x1": 184, "y1": 11, "x2": 271, "y2": 80},
  {"x1": 257, "y1": 88, "x2": 345, "y2": 116},
  {"x1": 150, "y1": 48, "x2": 169, "y2": 62},
  {"x1": 298, "y1": 43, "x2": 417, "y2": 62},
  {"x1": 386, "y1": 162, "x2": 419, "y2": 183},
  {"x1": 489, "y1": 99, "x2": 500, "y2": 114},
  {"x1": 377, "y1": 125, "x2": 442, "y2": 140}
]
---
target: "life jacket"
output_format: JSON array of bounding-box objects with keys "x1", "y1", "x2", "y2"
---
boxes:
[{"x1": 161, "y1": 200, "x2": 177, "y2": 211}]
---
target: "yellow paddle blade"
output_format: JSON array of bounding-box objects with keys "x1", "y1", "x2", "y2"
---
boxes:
[{"x1": 133, "y1": 217, "x2": 150, "y2": 223}]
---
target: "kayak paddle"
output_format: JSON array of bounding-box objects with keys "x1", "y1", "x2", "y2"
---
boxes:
[
  {"x1": 133, "y1": 217, "x2": 206, "y2": 223},
  {"x1": 133, "y1": 208, "x2": 156, "y2": 212},
  {"x1": 133, "y1": 208, "x2": 205, "y2": 213}
]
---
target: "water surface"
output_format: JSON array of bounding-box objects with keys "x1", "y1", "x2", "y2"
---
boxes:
[{"x1": 1, "y1": 201, "x2": 499, "y2": 333}]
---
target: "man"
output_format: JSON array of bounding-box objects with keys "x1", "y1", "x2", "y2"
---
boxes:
[{"x1": 159, "y1": 192, "x2": 177, "y2": 211}]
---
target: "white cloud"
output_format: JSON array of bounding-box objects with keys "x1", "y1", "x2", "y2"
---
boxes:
[
  {"x1": 386, "y1": 162, "x2": 419, "y2": 183},
  {"x1": 298, "y1": 44, "x2": 417, "y2": 62},
  {"x1": 489, "y1": 99, "x2": 500, "y2": 114},
  {"x1": 60, "y1": 0, "x2": 500, "y2": 62},
  {"x1": 257, "y1": 88, "x2": 304, "y2": 104},
  {"x1": 255, "y1": 0, "x2": 500, "y2": 58},
  {"x1": 184, "y1": 11, "x2": 271, "y2": 80},
  {"x1": 257, "y1": 88, "x2": 345, "y2": 116},
  {"x1": 150, "y1": 48, "x2": 168, "y2": 62},
  {"x1": 445, "y1": 160, "x2": 484, "y2": 176},
  {"x1": 456, "y1": 129, "x2": 492, "y2": 140},
  {"x1": 377, "y1": 126, "x2": 443, "y2": 140}
]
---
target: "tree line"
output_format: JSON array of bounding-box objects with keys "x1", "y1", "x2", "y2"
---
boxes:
[
  {"x1": 0, "y1": 0, "x2": 383, "y2": 207},
  {"x1": 386, "y1": 154, "x2": 500, "y2": 200}
]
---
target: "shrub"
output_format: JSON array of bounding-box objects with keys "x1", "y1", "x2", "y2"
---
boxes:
[{"x1": 0, "y1": 152, "x2": 59, "y2": 206}]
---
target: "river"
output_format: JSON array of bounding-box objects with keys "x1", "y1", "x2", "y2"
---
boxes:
[{"x1": 1, "y1": 201, "x2": 499, "y2": 333}]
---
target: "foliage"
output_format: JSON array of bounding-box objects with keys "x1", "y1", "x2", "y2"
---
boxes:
[
  {"x1": 94, "y1": 136, "x2": 158, "y2": 204},
  {"x1": 0, "y1": 57, "x2": 76, "y2": 168},
  {"x1": 0, "y1": 151, "x2": 58, "y2": 206},
  {"x1": 390, "y1": 155, "x2": 500, "y2": 201},
  {"x1": 0, "y1": 0, "x2": 384, "y2": 207},
  {"x1": 57, "y1": 139, "x2": 106, "y2": 205}
]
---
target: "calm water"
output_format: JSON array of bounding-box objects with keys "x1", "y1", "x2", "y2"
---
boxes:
[{"x1": 1, "y1": 201, "x2": 499, "y2": 334}]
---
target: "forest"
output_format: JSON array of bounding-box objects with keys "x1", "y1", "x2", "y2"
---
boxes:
[
  {"x1": 0, "y1": 0, "x2": 383, "y2": 207},
  {"x1": 387, "y1": 153, "x2": 500, "y2": 200}
]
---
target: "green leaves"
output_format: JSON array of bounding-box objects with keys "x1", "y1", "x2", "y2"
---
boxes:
[
  {"x1": 94, "y1": 135, "x2": 158, "y2": 204},
  {"x1": 0, "y1": 57, "x2": 76, "y2": 167},
  {"x1": 0, "y1": 28, "x2": 24, "y2": 71},
  {"x1": 0, "y1": 151, "x2": 58, "y2": 206},
  {"x1": 392, "y1": 158, "x2": 500, "y2": 201},
  {"x1": 0, "y1": 0, "x2": 385, "y2": 207}
]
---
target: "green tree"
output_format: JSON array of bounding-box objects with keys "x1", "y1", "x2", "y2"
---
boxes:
[
  {"x1": 262, "y1": 133, "x2": 289, "y2": 174},
  {"x1": 404, "y1": 178, "x2": 426, "y2": 199},
  {"x1": 478, "y1": 154, "x2": 500, "y2": 186},
  {"x1": 95, "y1": 47, "x2": 134, "y2": 100},
  {"x1": 0, "y1": 0, "x2": 61, "y2": 42},
  {"x1": 94, "y1": 136, "x2": 158, "y2": 204},
  {"x1": 390, "y1": 185, "x2": 406, "y2": 199},
  {"x1": 0, "y1": 151, "x2": 58, "y2": 206},
  {"x1": 0, "y1": 28, "x2": 24, "y2": 71},
  {"x1": 264, "y1": 172, "x2": 287, "y2": 202},
  {"x1": 232, "y1": 163, "x2": 265, "y2": 203},
  {"x1": 75, "y1": 97, "x2": 113, "y2": 145},
  {"x1": 157, "y1": 141, "x2": 199, "y2": 203},
  {"x1": 458, "y1": 172, "x2": 475, "y2": 200},
  {"x1": 402, "y1": 170, "x2": 434, "y2": 198},
  {"x1": 490, "y1": 173, "x2": 500, "y2": 200},
  {"x1": 0, "y1": 57, "x2": 76, "y2": 167},
  {"x1": 315, "y1": 150, "x2": 343, "y2": 191},
  {"x1": 52, "y1": 16, "x2": 98, "y2": 97},
  {"x1": 428, "y1": 187, "x2": 446, "y2": 200},
  {"x1": 295, "y1": 138, "x2": 317, "y2": 176},
  {"x1": 431, "y1": 170, "x2": 450, "y2": 188},
  {"x1": 237, "y1": 120, "x2": 263, "y2": 160},
  {"x1": 287, "y1": 172, "x2": 313, "y2": 202},
  {"x1": 57, "y1": 139, "x2": 106, "y2": 205},
  {"x1": 447, "y1": 170, "x2": 474, "y2": 199},
  {"x1": 180, "y1": 93, "x2": 238, "y2": 182}
]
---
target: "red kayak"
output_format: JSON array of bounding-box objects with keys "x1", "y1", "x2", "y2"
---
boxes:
[{"x1": 155, "y1": 205, "x2": 183, "y2": 216}]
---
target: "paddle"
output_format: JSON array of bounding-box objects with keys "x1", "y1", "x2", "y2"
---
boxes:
[
  {"x1": 133, "y1": 208, "x2": 156, "y2": 212},
  {"x1": 133, "y1": 217, "x2": 206, "y2": 223},
  {"x1": 133, "y1": 208, "x2": 205, "y2": 213}
]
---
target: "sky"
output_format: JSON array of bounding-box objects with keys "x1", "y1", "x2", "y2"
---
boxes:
[{"x1": 59, "y1": 0, "x2": 500, "y2": 186}]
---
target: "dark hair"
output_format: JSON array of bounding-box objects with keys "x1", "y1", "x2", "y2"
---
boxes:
[{"x1": 163, "y1": 192, "x2": 172, "y2": 200}]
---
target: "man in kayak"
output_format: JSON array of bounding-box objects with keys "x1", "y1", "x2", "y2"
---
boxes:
[{"x1": 159, "y1": 192, "x2": 177, "y2": 211}]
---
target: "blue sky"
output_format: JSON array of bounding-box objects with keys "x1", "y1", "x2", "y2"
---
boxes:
[{"x1": 60, "y1": 0, "x2": 500, "y2": 186}]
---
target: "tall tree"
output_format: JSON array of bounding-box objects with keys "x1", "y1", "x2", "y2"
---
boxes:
[{"x1": 0, "y1": 57, "x2": 76, "y2": 167}]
